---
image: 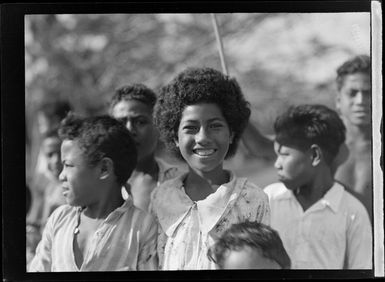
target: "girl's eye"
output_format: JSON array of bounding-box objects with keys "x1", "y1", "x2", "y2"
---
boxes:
[
  {"x1": 210, "y1": 123, "x2": 223, "y2": 129},
  {"x1": 183, "y1": 125, "x2": 198, "y2": 132}
]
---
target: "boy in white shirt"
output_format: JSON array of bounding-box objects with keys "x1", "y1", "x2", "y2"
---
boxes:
[
  {"x1": 264, "y1": 104, "x2": 372, "y2": 269},
  {"x1": 29, "y1": 115, "x2": 157, "y2": 271}
]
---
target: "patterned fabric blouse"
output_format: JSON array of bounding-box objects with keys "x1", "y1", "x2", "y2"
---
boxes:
[{"x1": 150, "y1": 171, "x2": 270, "y2": 270}]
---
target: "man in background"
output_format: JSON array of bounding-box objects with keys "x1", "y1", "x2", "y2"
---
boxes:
[{"x1": 334, "y1": 55, "x2": 372, "y2": 221}]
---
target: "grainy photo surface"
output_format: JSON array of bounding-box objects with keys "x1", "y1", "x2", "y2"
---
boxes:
[{"x1": 1, "y1": 1, "x2": 383, "y2": 281}]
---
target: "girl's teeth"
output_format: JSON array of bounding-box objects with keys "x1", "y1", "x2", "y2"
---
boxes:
[{"x1": 194, "y1": 149, "x2": 215, "y2": 156}]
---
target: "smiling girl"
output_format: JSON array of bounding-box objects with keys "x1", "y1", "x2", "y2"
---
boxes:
[{"x1": 150, "y1": 67, "x2": 270, "y2": 270}]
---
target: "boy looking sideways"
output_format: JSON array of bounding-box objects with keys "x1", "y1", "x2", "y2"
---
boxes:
[
  {"x1": 264, "y1": 104, "x2": 372, "y2": 269},
  {"x1": 29, "y1": 115, "x2": 158, "y2": 271}
]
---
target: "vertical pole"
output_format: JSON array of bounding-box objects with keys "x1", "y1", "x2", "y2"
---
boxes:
[{"x1": 211, "y1": 13, "x2": 229, "y2": 76}]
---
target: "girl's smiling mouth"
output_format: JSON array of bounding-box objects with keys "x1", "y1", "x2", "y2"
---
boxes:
[{"x1": 193, "y1": 148, "x2": 217, "y2": 157}]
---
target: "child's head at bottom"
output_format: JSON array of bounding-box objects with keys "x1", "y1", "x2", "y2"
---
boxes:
[{"x1": 208, "y1": 221, "x2": 291, "y2": 269}]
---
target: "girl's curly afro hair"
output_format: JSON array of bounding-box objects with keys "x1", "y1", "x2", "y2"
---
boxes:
[{"x1": 154, "y1": 67, "x2": 251, "y2": 160}]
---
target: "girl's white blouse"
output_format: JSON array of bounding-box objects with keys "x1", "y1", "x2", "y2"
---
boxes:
[{"x1": 150, "y1": 171, "x2": 270, "y2": 270}]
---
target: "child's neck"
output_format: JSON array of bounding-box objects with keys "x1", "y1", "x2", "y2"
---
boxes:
[
  {"x1": 184, "y1": 167, "x2": 229, "y2": 202},
  {"x1": 294, "y1": 169, "x2": 334, "y2": 212},
  {"x1": 83, "y1": 184, "x2": 124, "y2": 219}
]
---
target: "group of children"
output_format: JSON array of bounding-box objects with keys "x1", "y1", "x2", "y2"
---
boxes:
[{"x1": 27, "y1": 55, "x2": 373, "y2": 271}]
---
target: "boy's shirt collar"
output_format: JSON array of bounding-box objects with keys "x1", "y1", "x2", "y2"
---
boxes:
[
  {"x1": 153, "y1": 171, "x2": 247, "y2": 236},
  {"x1": 277, "y1": 182, "x2": 344, "y2": 213}
]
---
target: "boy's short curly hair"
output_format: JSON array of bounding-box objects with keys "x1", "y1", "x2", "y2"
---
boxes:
[
  {"x1": 109, "y1": 84, "x2": 157, "y2": 113},
  {"x1": 274, "y1": 104, "x2": 346, "y2": 165},
  {"x1": 58, "y1": 114, "x2": 137, "y2": 186},
  {"x1": 336, "y1": 54, "x2": 371, "y2": 91},
  {"x1": 154, "y1": 67, "x2": 251, "y2": 159},
  {"x1": 208, "y1": 221, "x2": 291, "y2": 269}
]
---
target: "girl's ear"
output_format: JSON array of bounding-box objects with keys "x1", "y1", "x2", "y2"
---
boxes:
[
  {"x1": 100, "y1": 157, "x2": 114, "y2": 180},
  {"x1": 309, "y1": 144, "x2": 322, "y2": 166}
]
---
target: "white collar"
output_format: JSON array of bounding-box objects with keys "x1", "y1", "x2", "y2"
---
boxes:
[
  {"x1": 152, "y1": 171, "x2": 247, "y2": 236},
  {"x1": 276, "y1": 182, "x2": 344, "y2": 213}
]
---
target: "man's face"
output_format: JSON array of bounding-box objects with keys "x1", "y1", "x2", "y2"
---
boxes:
[
  {"x1": 337, "y1": 72, "x2": 371, "y2": 127},
  {"x1": 273, "y1": 142, "x2": 314, "y2": 190},
  {"x1": 222, "y1": 246, "x2": 281, "y2": 269},
  {"x1": 59, "y1": 140, "x2": 101, "y2": 207},
  {"x1": 111, "y1": 100, "x2": 158, "y2": 162},
  {"x1": 42, "y1": 136, "x2": 63, "y2": 179}
]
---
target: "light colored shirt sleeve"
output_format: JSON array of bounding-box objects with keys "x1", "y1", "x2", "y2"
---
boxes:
[
  {"x1": 345, "y1": 207, "x2": 373, "y2": 269},
  {"x1": 28, "y1": 208, "x2": 56, "y2": 272},
  {"x1": 137, "y1": 213, "x2": 158, "y2": 270}
]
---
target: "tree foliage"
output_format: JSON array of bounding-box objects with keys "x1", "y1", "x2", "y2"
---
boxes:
[{"x1": 25, "y1": 13, "x2": 370, "y2": 174}]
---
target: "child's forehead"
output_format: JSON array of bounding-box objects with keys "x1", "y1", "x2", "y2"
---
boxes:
[
  {"x1": 224, "y1": 245, "x2": 281, "y2": 269},
  {"x1": 61, "y1": 139, "x2": 82, "y2": 153},
  {"x1": 273, "y1": 141, "x2": 305, "y2": 153},
  {"x1": 113, "y1": 99, "x2": 152, "y2": 114},
  {"x1": 180, "y1": 103, "x2": 225, "y2": 121},
  {"x1": 342, "y1": 72, "x2": 371, "y2": 87}
]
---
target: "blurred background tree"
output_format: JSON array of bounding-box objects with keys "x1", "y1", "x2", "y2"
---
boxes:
[{"x1": 25, "y1": 13, "x2": 370, "y2": 186}]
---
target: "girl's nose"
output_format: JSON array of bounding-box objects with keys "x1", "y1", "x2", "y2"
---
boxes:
[{"x1": 195, "y1": 127, "x2": 210, "y2": 144}]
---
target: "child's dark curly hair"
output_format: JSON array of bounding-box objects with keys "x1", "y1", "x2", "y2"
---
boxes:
[
  {"x1": 207, "y1": 221, "x2": 291, "y2": 269},
  {"x1": 154, "y1": 67, "x2": 251, "y2": 159},
  {"x1": 336, "y1": 54, "x2": 371, "y2": 91},
  {"x1": 109, "y1": 84, "x2": 157, "y2": 113},
  {"x1": 58, "y1": 113, "x2": 137, "y2": 186}
]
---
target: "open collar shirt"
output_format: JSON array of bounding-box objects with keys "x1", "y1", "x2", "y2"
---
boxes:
[
  {"x1": 264, "y1": 181, "x2": 372, "y2": 269},
  {"x1": 29, "y1": 198, "x2": 158, "y2": 272},
  {"x1": 150, "y1": 171, "x2": 270, "y2": 270}
]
